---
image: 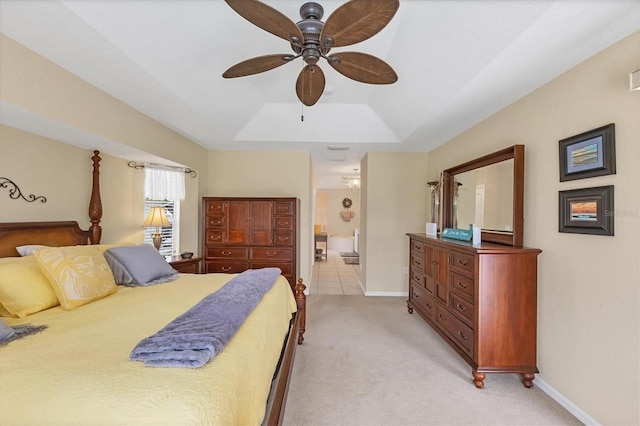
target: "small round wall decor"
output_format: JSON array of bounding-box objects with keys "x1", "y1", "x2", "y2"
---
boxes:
[{"x1": 342, "y1": 198, "x2": 353, "y2": 209}]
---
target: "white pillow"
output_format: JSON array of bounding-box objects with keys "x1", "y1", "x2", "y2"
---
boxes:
[{"x1": 16, "y1": 245, "x2": 49, "y2": 256}]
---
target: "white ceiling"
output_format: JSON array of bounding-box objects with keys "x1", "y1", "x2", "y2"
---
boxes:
[{"x1": 1, "y1": 0, "x2": 638, "y2": 188}]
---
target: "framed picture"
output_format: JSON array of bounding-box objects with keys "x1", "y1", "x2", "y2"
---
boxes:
[
  {"x1": 559, "y1": 186, "x2": 614, "y2": 235},
  {"x1": 559, "y1": 123, "x2": 615, "y2": 181}
]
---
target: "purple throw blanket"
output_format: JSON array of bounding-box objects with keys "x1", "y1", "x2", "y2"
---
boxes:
[{"x1": 130, "y1": 267, "x2": 282, "y2": 368}]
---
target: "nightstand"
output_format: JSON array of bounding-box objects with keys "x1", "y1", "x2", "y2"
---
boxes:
[{"x1": 167, "y1": 256, "x2": 202, "y2": 274}]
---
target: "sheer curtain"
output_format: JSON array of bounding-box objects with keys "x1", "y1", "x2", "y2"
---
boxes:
[{"x1": 144, "y1": 163, "x2": 185, "y2": 201}]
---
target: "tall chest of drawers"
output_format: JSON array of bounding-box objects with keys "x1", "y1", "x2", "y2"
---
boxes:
[
  {"x1": 407, "y1": 233, "x2": 541, "y2": 388},
  {"x1": 202, "y1": 197, "x2": 299, "y2": 287}
]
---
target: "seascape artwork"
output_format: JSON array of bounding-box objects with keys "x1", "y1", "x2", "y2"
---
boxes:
[
  {"x1": 570, "y1": 141, "x2": 599, "y2": 167},
  {"x1": 570, "y1": 201, "x2": 597, "y2": 221}
]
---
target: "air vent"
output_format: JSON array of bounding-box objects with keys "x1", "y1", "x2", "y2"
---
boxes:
[
  {"x1": 326, "y1": 157, "x2": 346, "y2": 162},
  {"x1": 327, "y1": 145, "x2": 350, "y2": 151}
]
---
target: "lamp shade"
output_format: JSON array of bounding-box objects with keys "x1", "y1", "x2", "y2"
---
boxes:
[{"x1": 142, "y1": 207, "x2": 171, "y2": 228}]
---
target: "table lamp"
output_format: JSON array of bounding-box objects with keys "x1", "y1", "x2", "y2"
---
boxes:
[{"x1": 142, "y1": 206, "x2": 171, "y2": 250}]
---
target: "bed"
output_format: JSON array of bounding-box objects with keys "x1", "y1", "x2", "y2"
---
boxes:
[{"x1": 0, "y1": 151, "x2": 306, "y2": 425}]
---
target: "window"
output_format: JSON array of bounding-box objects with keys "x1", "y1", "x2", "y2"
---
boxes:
[{"x1": 144, "y1": 200, "x2": 180, "y2": 256}]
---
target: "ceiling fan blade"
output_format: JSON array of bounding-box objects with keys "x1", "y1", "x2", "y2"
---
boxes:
[
  {"x1": 296, "y1": 65, "x2": 326, "y2": 106},
  {"x1": 222, "y1": 54, "x2": 294, "y2": 78},
  {"x1": 321, "y1": 0, "x2": 399, "y2": 48},
  {"x1": 225, "y1": 0, "x2": 303, "y2": 44},
  {"x1": 327, "y1": 52, "x2": 397, "y2": 84}
]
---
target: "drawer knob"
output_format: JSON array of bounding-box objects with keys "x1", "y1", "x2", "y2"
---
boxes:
[
  {"x1": 438, "y1": 314, "x2": 446, "y2": 321},
  {"x1": 456, "y1": 303, "x2": 467, "y2": 312},
  {"x1": 222, "y1": 251, "x2": 231, "y2": 256},
  {"x1": 222, "y1": 266, "x2": 231, "y2": 272},
  {"x1": 267, "y1": 251, "x2": 276, "y2": 257},
  {"x1": 457, "y1": 281, "x2": 467, "y2": 289},
  {"x1": 458, "y1": 259, "x2": 468, "y2": 266},
  {"x1": 458, "y1": 331, "x2": 469, "y2": 340},
  {"x1": 426, "y1": 303, "x2": 432, "y2": 309}
]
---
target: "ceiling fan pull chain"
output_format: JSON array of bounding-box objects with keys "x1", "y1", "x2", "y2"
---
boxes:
[{"x1": 301, "y1": 102, "x2": 304, "y2": 122}]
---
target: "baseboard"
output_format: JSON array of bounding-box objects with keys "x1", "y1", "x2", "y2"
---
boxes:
[
  {"x1": 363, "y1": 291, "x2": 408, "y2": 297},
  {"x1": 535, "y1": 376, "x2": 600, "y2": 425}
]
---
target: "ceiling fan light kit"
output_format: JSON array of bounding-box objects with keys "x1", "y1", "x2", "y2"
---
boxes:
[{"x1": 223, "y1": 0, "x2": 399, "y2": 106}]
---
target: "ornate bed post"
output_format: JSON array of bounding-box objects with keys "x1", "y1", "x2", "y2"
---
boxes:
[
  {"x1": 88, "y1": 150, "x2": 103, "y2": 244},
  {"x1": 295, "y1": 278, "x2": 306, "y2": 344}
]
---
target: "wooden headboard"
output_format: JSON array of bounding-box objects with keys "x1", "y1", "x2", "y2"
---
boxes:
[{"x1": 0, "y1": 151, "x2": 103, "y2": 258}]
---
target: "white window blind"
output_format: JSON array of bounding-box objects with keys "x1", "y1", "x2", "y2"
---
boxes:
[{"x1": 144, "y1": 200, "x2": 180, "y2": 256}]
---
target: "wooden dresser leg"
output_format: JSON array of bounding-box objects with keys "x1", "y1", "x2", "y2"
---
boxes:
[
  {"x1": 472, "y1": 370, "x2": 486, "y2": 388},
  {"x1": 407, "y1": 300, "x2": 414, "y2": 314},
  {"x1": 520, "y1": 373, "x2": 535, "y2": 388}
]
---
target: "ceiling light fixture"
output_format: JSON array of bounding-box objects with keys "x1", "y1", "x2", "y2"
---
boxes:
[{"x1": 343, "y1": 169, "x2": 360, "y2": 188}]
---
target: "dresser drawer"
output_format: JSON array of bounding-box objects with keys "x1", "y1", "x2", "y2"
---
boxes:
[
  {"x1": 411, "y1": 239, "x2": 425, "y2": 254},
  {"x1": 251, "y1": 247, "x2": 292, "y2": 261},
  {"x1": 205, "y1": 230, "x2": 224, "y2": 245},
  {"x1": 450, "y1": 250, "x2": 474, "y2": 273},
  {"x1": 410, "y1": 269, "x2": 425, "y2": 289},
  {"x1": 206, "y1": 247, "x2": 248, "y2": 259},
  {"x1": 274, "y1": 232, "x2": 293, "y2": 246},
  {"x1": 274, "y1": 217, "x2": 294, "y2": 230},
  {"x1": 274, "y1": 201, "x2": 294, "y2": 215},
  {"x1": 205, "y1": 261, "x2": 248, "y2": 274},
  {"x1": 251, "y1": 262, "x2": 292, "y2": 277},
  {"x1": 436, "y1": 305, "x2": 474, "y2": 357},
  {"x1": 205, "y1": 216, "x2": 225, "y2": 228},
  {"x1": 450, "y1": 292, "x2": 474, "y2": 326},
  {"x1": 450, "y1": 271, "x2": 474, "y2": 300},
  {"x1": 206, "y1": 201, "x2": 225, "y2": 215},
  {"x1": 411, "y1": 284, "x2": 435, "y2": 319},
  {"x1": 411, "y1": 254, "x2": 424, "y2": 271}
]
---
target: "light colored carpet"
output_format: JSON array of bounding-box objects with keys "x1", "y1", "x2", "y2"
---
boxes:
[{"x1": 283, "y1": 295, "x2": 580, "y2": 426}]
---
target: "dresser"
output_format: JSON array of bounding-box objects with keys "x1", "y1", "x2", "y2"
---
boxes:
[
  {"x1": 201, "y1": 197, "x2": 299, "y2": 286},
  {"x1": 406, "y1": 233, "x2": 541, "y2": 388}
]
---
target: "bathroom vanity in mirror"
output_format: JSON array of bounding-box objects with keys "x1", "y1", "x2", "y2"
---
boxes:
[{"x1": 407, "y1": 145, "x2": 542, "y2": 388}]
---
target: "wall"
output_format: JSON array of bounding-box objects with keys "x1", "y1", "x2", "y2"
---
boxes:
[
  {"x1": 426, "y1": 31, "x2": 640, "y2": 425},
  {"x1": 206, "y1": 150, "x2": 313, "y2": 287},
  {"x1": 361, "y1": 152, "x2": 430, "y2": 295},
  {"x1": 0, "y1": 126, "x2": 141, "y2": 244},
  {"x1": 315, "y1": 188, "x2": 360, "y2": 237},
  {"x1": 0, "y1": 34, "x2": 206, "y2": 253}
]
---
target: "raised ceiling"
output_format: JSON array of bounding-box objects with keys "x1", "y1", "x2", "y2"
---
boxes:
[{"x1": 1, "y1": 0, "x2": 638, "y2": 188}]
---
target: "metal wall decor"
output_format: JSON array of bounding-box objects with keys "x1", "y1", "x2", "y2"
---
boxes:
[
  {"x1": 127, "y1": 161, "x2": 197, "y2": 178},
  {"x1": 0, "y1": 177, "x2": 47, "y2": 203}
]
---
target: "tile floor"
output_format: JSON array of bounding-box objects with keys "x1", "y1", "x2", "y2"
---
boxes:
[{"x1": 309, "y1": 249, "x2": 363, "y2": 295}]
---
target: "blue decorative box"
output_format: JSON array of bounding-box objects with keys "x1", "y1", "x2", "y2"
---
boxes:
[{"x1": 441, "y1": 228, "x2": 473, "y2": 242}]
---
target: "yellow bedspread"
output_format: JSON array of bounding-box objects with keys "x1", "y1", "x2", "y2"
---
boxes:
[{"x1": 0, "y1": 273, "x2": 297, "y2": 425}]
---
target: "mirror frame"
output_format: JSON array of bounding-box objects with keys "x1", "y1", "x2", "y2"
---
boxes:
[{"x1": 441, "y1": 144, "x2": 524, "y2": 247}]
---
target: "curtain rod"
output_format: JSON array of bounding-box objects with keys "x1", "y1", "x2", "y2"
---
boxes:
[{"x1": 127, "y1": 161, "x2": 197, "y2": 178}]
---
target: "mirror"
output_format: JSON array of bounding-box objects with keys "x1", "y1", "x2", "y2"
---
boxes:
[{"x1": 442, "y1": 145, "x2": 524, "y2": 247}]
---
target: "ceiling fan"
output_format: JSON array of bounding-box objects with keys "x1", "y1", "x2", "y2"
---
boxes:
[{"x1": 222, "y1": 0, "x2": 399, "y2": 106}]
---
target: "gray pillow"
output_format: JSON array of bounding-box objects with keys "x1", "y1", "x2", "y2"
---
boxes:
[
  {"x1": 104, "y1": 244, "x2": 178, "y2": 286},
  {"x1": 0, "y1": 319, "x2": 16, "y2": 344}
]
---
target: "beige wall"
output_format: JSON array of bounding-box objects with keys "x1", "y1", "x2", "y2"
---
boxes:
[
  {"x1": 315, "y1": 188, "x2": 360, "y2": 237},
  {"x1": 0, "y1": 126, "x2": 141, "y2": 244},
  {"x1": 206, "y1": 150, "x2": 313, "y2": 287},
  {"x1": 361, "y1": 151, "x2": 430, "y2": 295},
  {"x1": 427, "y1": 31, "x2": 640, "y2": 425},
  {"x1": 0, "y1": 34, "x2": 206, "y2": 255}
]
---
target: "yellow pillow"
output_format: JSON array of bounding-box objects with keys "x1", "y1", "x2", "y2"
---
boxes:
[
  {"x1": 33, "y1": 246, "x2": 117, "y2": 310},
  {"x1": 0, "y1": 256, "x2": 60, "y2": 318}
]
